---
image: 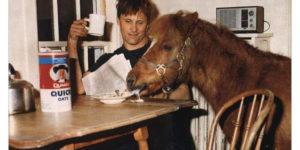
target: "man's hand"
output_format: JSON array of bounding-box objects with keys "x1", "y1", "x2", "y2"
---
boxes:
[
  {"x1": 68, "y1": 19, "x2": 88, "y2": 40},
  {"x1": 68, "y1": 19, "x2": 89, "y2": 59}
]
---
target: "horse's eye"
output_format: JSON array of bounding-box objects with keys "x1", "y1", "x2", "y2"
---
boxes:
[{"x1": 163, "y1": 45, "x2": 172, "y2": 51}]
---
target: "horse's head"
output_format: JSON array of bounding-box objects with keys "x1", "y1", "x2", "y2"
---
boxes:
[{"x1": 126, "y1": 11, "x2": 199, "y2": 96}]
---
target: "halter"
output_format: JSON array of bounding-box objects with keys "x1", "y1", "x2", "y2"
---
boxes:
[
  {"x1": 139, "y1": 17, "x2": 198, "y2": 98},
  {"x1": 140, "y1": 38, "x2": 191, "y2": 98}
]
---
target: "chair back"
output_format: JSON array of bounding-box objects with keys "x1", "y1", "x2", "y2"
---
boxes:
[{"x1": 206, "y1": 89, "x2": 275, "y2": 150}]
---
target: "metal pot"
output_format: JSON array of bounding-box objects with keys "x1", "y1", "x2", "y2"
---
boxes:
[{"x1": 8, "y1": 64, "x2": 35, "y2": 115}]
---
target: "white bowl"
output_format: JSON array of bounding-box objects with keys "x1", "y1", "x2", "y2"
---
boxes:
[{"x1": 92, "y1": 92, "x2": 133, "y2": 104}]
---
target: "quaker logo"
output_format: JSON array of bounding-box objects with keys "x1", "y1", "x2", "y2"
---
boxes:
[{"x1": 50, "y1": 64, "x2": 70, "y2": 83}]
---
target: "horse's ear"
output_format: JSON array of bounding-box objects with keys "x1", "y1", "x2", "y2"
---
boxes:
[
  {"x1": 175, "y1": 10, "x2": 185, "y2": 16},
  {"x1": 174, "y1": 11, "x2": 199, "y2": 38},
  {"x1": 184, "y1": 11, "x2": 199, "y2": 22}
]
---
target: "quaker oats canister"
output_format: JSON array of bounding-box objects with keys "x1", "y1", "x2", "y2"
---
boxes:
[{"x1": 39, "y1": 51, "x2": 71, "y2": 112}]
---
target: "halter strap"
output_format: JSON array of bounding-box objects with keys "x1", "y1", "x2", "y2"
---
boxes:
[{"x1": 140, "y1": 57, "x2": 178, "y2": 70}]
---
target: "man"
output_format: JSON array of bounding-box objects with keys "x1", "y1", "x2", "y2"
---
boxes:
[{"x1": 67, "y1": 0, "x2": 192, "y2": 149}]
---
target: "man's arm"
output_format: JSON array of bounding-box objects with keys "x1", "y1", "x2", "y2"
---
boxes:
[{"x1": 67, "y1": 19, "x2": 88, "y2": 95}]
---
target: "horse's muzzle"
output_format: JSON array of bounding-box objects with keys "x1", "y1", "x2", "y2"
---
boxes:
[{"x1": 126, "y1": 74, "x2": 136, "y2": 91}]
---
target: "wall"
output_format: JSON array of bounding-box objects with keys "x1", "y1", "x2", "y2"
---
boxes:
[
  {"x1": 9, "y1": 0, "x2": 39, "y2": 88},
  {"x1": 151, "y1": 0, "x2": 291, "y2": 56}
]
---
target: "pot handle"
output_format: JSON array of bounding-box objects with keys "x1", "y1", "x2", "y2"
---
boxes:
[
  {"x1": 9, "y1": 63, "x2": 16, "y2": 81},
  {"x1": 9, "y1": 63, "x2": 16, "y2": 75}
]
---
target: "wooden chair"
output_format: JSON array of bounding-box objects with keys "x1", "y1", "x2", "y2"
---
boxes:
[{"x1": 207, "y1": 89, "x2": 275, "y2": 150}]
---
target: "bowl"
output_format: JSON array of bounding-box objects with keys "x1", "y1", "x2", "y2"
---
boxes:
[{"x1": 92, "y1": 92, "x2": 133, "y2": 104}]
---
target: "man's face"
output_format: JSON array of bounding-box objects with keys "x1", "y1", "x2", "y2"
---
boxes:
[{"x1": 117, "y1": 10, "x2": 148, "y2": 50}]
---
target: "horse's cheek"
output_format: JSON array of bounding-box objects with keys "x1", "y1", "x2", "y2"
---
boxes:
[
  {"x1": 148, "y1": 81, "x2": 163, "y2": 93},
  {"x1": 144, "y1": 73, "x2": 160, "y2": 84},
  {"x1": 169, "y1": 70, "x2": 178, "y2": 81}
]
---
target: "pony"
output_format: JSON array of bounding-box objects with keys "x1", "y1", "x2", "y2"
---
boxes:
[{"x1": 126, "y1": 11, "x2": 291, "y2": 149}]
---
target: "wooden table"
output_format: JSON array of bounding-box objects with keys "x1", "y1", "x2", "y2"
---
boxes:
[{"x1": 9, "y1": 96, "x2": 197, "y2": 150}]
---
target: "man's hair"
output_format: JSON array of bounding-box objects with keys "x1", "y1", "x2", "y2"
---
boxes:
[{"x1": 116, "y1": 0, "x2": 152, "y2": 23}]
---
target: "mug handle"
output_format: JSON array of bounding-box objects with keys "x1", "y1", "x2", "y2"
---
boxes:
[{"x1": 84, "y1": 18, "x2": 90, "y2": 30}]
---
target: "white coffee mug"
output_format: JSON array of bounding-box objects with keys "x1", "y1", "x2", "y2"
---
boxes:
[{"x1": 84, "y1": 14, "x2": 106, "y2": 36}]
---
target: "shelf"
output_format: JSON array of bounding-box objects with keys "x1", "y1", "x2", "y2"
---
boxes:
[{"x1": 235, "y1": 33, "x2": 273, "y2": 38}]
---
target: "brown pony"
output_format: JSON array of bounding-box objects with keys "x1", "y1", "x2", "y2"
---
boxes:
[{"x1": 126, "y1": 11, "x2": 291, "y2": 149}]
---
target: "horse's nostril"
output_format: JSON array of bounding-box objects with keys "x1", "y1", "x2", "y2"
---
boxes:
[{"x1": 126, "y1": 74, "x2": 136, "y2": 90}]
